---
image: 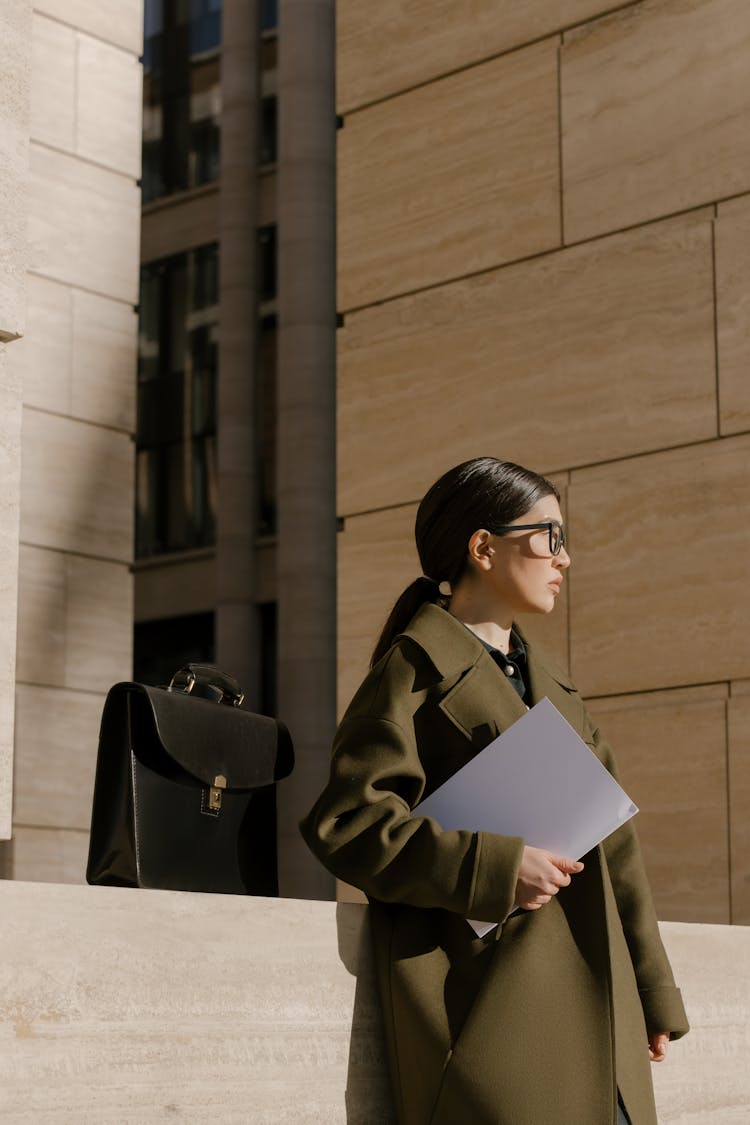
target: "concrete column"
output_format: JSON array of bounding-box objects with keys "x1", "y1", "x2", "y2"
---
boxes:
[
  {"x1": 0, "y1": 0, "x2": 31, "y2": 839},
  {"x1": 216, "y1": 0, "x2": 261, "y2": 707},
  {"x1": 276, "y1": 0, "x2": 336, "y2": 899}
]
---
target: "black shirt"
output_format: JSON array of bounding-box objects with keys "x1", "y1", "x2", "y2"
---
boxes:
[{"x1": 475, "y1": 628, "x2": 530, "y2": 702}]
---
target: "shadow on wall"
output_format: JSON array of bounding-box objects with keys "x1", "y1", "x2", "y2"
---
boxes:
[{"x1": 336, "y1": 902, "x2": 396, "y2": 1124}]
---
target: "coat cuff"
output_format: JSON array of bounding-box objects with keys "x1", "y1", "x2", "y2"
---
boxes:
[
  {"x1": 639, "y1": 986, "x2": 690, "y2": 1039},
  {"x1": 466, "y1": 831, "x2": 525, "y2": 922}
]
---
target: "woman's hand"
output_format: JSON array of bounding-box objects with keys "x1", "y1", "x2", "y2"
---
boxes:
[
  {"x1": 514, "y1": 846, "x2": 584, "y2": 910},
  {"x1": 649, "y1": 1031, "x2": 669, "y2": 1062}
]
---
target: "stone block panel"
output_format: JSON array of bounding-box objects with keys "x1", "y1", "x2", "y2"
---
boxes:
[
  {"x1": 16, "y1": 546, "x2": 133, "y2": 693},
  {"x1": 12, "y1": 275, "x2": 136, "y2": 431},
  {"x1": 337, "y1": 494, "x2": 569, "y2": 717},
  {"x1": 716, "y1": 194, "x2": 750, "y2": 436},
  {"x1": 338, "y1": 38, "x2": 560, "y2": 310},
  {"x1": 19, "y1": 409, "x2": 134, "y2": 563},
  {"x1": 587, "y1": 686, "x2": 729, "y2": 923},
  {"x1": 10, "y1": 825, "x2": 89, "y2": 884},
  {"x1": 569, "y1": 435, "x2": 750, "y2": 696},
  {"x1": 0, "y1": 0, "x2": 31, "y2": 342},
  {"x1": 338, "y1": 212, "x2": 716, "y2": 516},
  {"x1": 562, "y1": 0, "x2": 750, "y2": 242},
  {"x1": 30, "y1": 11, "x2": 76, "y2": 153},
  {"x1": 141, "y1": 187, "x2": 219, "y2": 263},
  {"x1": 76, "y1": 32, "x2": 142, "y2": 178},
  {"x1": 337, "y1": 0, "x2": 634, "y2": 113},
  {"x1": 28, "y1": 143, "x2": 141, "y2": 303},
  {"x1": 728, "y1": 691, "x2": 750, "y2": 923},
  {"x1": 0, "y1": 886, "x2": 393, "y2": 1121},
  {"x1": 651, "y1": 921, "x2": 750, "y2": 1122},
  {"x1": 32, "y1": 0, "x2": 144, "y2": 54},
  {"x1": 0, "y1": 348, "x2": 22, "y2": 839},
  {"x1": 14, "y1": 684, "x2": 103, "y2": 830}
]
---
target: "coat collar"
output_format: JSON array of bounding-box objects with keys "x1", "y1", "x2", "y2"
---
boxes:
[
  {"x1": 398, "y1": 602, "x2": 582, "y2": 739},
  {"x1": 397, "y1": 602, "x2": 487, "y2": 680}
]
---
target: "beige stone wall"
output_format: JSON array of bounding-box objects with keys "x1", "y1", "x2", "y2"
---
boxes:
[
  {"x1": 336, "y1": 0, "x2": 750, "y2": 923},
  {"x1": 5, "y1": 2, "x2": 142, "y2": 879},
  {"x1": 0, "y1": 0, "x2": 31, "y2": 839}
]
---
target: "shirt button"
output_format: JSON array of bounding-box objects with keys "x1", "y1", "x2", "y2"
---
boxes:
[{"x1": 504, "y1": 665, "x2": 515, "y2": 676}]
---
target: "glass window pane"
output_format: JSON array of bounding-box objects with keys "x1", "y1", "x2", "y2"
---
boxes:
[{"x1": 136, "y1": 244, "x2": 219, "y2": 560}]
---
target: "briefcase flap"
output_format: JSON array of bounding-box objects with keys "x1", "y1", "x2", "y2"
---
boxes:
[{"x1": 108, "y1": 682, "x2": 294, "y2": 790}]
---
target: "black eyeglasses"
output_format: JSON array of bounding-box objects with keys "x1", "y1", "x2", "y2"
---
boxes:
[{"x1": 486, "y1": 520, "x2": 566, "y2": 557}]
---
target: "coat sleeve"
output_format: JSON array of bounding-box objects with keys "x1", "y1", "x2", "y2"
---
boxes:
[
  {"x1": 299, "y1": 652, "x2": 524, "y2": 923},
  {"x1": 585, "y1": 718, "x2": 690, "y2": 1039}
]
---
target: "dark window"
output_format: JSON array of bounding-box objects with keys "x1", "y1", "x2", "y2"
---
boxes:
[
  {"x1": 258, "y1": 225, "x2": 277, "y2": 303},
  {"x1": 136, "y1": 244, "x2": 219, "y2": 558},
  {"x1": 142, "y1": 0, "x2": 222, "y2": 204},
  {"x1": 258, "y1": 602, "x2": 277, "y2": 716},
  {"x1": 260, "y1": 95, "x2": 277, "y2": 165},
  {"x1": 260, "y1": 0, "x2": 277, "y2": 33},
  {"x1": 134, "y1": 611, "x2": 215, "y2": 687},
  {"x1": 257, "y1": 314, "x2": 277, "y2": 534}
]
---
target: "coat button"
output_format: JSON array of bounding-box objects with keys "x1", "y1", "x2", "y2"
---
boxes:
[{"x1": 504, "y1": 664, "x2": 515, "y2": 676}]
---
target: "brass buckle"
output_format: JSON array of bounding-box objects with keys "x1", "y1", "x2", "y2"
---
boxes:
[{"x1": 208, "y1": 774, "x2": 227, "y2": 812}]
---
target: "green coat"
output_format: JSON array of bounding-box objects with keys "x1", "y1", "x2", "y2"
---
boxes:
[{"x1": 300, "y1": 604, "x2": 689, "y2": 1125}]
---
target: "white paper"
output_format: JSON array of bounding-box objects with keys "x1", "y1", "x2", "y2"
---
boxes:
[{"x1": 413, "y1": 697, "x2": 638, "y2": 936}]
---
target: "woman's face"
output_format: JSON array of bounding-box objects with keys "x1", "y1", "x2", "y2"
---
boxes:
[{"x1": 471, "y1": 496, "x2": 571, "y2": 616}]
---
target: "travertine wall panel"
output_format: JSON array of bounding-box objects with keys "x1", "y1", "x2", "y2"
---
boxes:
[
  {"x1": 0, "y1": 0, "x2": 31, "y2": 342},
  {"x1": 0, "y1": 886, "x2": 392, "y2": 1123},
  {"x1": 562, "y1": 0, "x2": 750, "y2": 242},
  {"x1": 76, "y1": 34, "x2": 142, "y2": 177},
  {"x1": 32, "y1": 0, "x2": 144, "y2": 54},
  {"x1": 587, "y1": 687, "x2": 729, "y2": 923},
  {"x1": 19, "y1": 410, "x2": 133, "y2": 562},
  {"x1": 14, "y1": 685, "x2": 102, "y2": 829},
  {"x1": 28, "y1": 144, "x2": 140, "y2": 302},
  {"x1": 12, "y1": 276, "x2": 136, "y2": 430},
  {"x1": 337, "y1": 0, "x2": 636, "y2": 112},
  {"x1": 569, "y1": 436, "x2": 750, "y2": 696},
  {"x1": 16, "y1": 547, "x2": 133, "y2": 692},
  {"x1": 141, "y1": 188, "x2": 219, "y2": 262},
  {"x1": 728, "y1": 689, "x2": 750, "y2": 924},
  {"x1": 0, "y1": 350, "x2": 23, "y2": 838},
  {"x1": 135, "y1": 554, "x2": 217, "y2": 622},
  {"x1": 10, "y1": 826, "x2": 89, "y2": 884},
  {"x1": 71, "y1": 290, "x2": 137, "y2": 430},
  {"x1": 339, "y1": 213, "x2": 716, "y2": 515},
  {"x1": 338, "y1": 39, "x2": 560, "y2": 310},
  {"x1": 30, "y1": 12, "x2": 76, "y2": 152},
  {"x1": 12, "y1": 274, "x2": 71, "y2": 415},
  {"x1": 715, "y1": 195, "x2": 750, "y2": 436},
  {"x1": 338, "y1": 498, "x2": 569, "y2": 715}
]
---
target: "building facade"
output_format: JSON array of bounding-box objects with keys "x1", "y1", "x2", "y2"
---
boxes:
[
  {"x1": 1, "y1": 0, "x2": 337, "y2": 900},
  {"x1": 335, "y1": 0, "x2": 750, "y2": 924}
]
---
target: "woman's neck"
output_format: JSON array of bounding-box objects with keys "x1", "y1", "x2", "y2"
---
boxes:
[{"x1": 447, "y1": 588, "x2": 513, "y2": 653}]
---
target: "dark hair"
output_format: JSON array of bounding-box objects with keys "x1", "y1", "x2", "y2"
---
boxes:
[{"x1": 370, "y1": 457, "x2": 559, "y2": 666}]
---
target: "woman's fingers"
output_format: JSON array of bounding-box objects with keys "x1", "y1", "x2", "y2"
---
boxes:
[
  {"x1": 513, "y1": 846, "x2": 584, "y2": 910},
  {"x1": 648, "y1": 1032, "x2": 669, "y2": 1062}
]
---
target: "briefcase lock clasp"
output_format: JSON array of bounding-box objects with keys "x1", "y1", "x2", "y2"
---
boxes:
[{"x1": 208, "y1": 774, "x2": 227, "y2": 812}]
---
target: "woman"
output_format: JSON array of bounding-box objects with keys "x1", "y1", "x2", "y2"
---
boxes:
[{"x1": 300, "y1": 457, "x2": 688, "y2": 1125}]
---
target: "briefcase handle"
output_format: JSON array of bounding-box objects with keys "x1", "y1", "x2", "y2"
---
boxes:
[{"x1": 167, "y1": 663, "x2": 245, "y2": 708}]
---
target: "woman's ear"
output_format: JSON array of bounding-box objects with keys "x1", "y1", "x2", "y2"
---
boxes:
[{"x1": 467, "y1": 529, "x2": 494, "y2": 572}]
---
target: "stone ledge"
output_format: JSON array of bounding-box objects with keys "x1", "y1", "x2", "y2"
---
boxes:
[{"x1": 0, "y1": 881, "x2": 747, "y2": 1123}]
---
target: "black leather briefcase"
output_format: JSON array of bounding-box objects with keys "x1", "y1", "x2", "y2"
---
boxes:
[{"x1": 86, "y1": 664, "x2": 294, "y2": 896}]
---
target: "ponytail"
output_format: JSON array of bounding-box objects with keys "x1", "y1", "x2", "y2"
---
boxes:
[{"x1": 370, "y1": 577, "x2": 439, "y2": 668}]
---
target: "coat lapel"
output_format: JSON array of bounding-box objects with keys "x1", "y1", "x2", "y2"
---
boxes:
[
  {"x1": 399, "y1": 604, "x2": 531, "y2": 749},
  {"x1": 522, "y1": 634, "x2": 586, "y2": 737}
]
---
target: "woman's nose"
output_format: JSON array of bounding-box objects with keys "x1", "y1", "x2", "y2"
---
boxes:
[{"x1": 555, "y1": 546, "x2": 571, "y2": 569}]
